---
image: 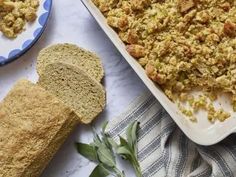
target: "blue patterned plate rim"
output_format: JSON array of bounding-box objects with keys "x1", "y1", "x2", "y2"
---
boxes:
[{"x1": 0, "y1": 0, "x2": 52, "y2": 66}]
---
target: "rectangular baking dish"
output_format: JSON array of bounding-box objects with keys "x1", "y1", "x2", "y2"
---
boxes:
[{"x1": 81, "y1": 0, "x2": 236, "y2": 145}]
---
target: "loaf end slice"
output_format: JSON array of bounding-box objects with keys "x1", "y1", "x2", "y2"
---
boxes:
[
  {"x1": 38, "y1": 62, "x2": 106, "y2": 124},
  {"x1": 0, "y1": 79, "x2": 78, "y2": 177},
  {"x1": 36, "y1": 43, "x2": 104, "y2": 82}
]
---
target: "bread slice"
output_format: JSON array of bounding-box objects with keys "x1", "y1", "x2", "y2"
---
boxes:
[
  {"x1": 36, "y1": 43, "x2": 104, "y2": 82},
  {"x1": 38, "y1": 62, "x2": 106, "y2": 124},
  {"x1": 0, "y1": 80, "x2": 78, "y2": 177}
]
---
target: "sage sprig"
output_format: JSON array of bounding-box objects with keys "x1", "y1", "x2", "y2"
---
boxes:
[
  {"x1": 76, "y1": 121, "x2": 141, "y2": 177},
  {"x1": 76, "y1": 122, "x2": 124, "y2": 177},
  {"x1": 116, "y1": 121, "x2": 142, "y2": 177}
]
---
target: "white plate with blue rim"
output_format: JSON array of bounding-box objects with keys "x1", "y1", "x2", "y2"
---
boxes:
[{"x1": 0, "y1": 0, "x2": 52, "y2": 66}]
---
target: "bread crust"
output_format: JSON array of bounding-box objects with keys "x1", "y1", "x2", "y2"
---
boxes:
[
  {"x1": 37, "y1": 43, "x2": 104, "y2": 82},
  {"x1": 0, "y1": 80, "x2": 78, "y2": 177}
]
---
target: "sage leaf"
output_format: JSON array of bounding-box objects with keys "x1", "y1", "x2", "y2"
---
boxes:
[
  {"x1": 107, "y1": 137, "x2": 118, "y2": 149},
  {"x1": 131, "y1": 121, "x2": 139, "y2": 155},
  {"x1": 102, "y1": 134, "x2": 112, "y2": 150},
  {"x1": 126, "y1": 121, "x2": 139, "y2": 151},
  {"x1": 102, "y1": 121, "x2": 109, "y2": 133},
  {"x1": 100, "y1": 121, "x2": 113, "y2": 150},
  {"x1": 76, "y1": 143, "x2": 97, "y2": 162},
  {"x1": 119, "y1": 136, "x2": 129, "y2": 148},
  {"x1": 89, "y1": 164, "x2": 110, "y2": 177},
  {"x1": 126, "y1": 122, "x2": 133, "y2": 148},
  {"x1": 93, "y1": 136, "x2": 101, "y2": 147},
  {"x1": 116, "y1": 146, "x2": 133, "y2": 160},
  {"x1": 97, "y1": 144, "x2": 116, "y2": 167},
  {"x1": 92, "y1": 128, "x2": 102, "y2": 147}
]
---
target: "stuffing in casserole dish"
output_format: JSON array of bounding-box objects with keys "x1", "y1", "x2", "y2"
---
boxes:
[{"x1": 93, "y1": 0, "x2": 236, "y2": 122}]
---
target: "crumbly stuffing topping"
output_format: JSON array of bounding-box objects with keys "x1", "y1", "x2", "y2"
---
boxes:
[
  {"x1": 93, "y1": 0, "x2": 236, "y2": 122},
  {"x1": 178, "y1": 94, "x2": 230, "y2": 122},
  {"x1": 0, "y1": 0, "x2": 39, "y2": 38}
]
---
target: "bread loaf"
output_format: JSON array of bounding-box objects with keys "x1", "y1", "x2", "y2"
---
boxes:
[
  {"x1": 38, "y1": 62, "x2": 106, "y2": 124},
  {"x1": 0, "y1": 80, "x2": 78, "y2": 177},
  {"x1": 36, "y1": 43, "x2": 104, "y2": 82}
]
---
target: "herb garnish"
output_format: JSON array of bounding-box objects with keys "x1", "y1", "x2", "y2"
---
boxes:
[{"x1": 76, "y1": 121, "x2": 142, "y2": 177}]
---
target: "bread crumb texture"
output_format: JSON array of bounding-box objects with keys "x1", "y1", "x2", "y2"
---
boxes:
[
  {"x1": 94, "y1": 0, "x2": 236, "y2": 122},
  {"x1": 37, "y1": 43, "x2": 104, "y2": 82},
  {"x1": 0, "y1": 79, "x2": 77, "y2": 177},
  {"x1": 38, "y1": 62, "x2": 106, "y2": 124}
]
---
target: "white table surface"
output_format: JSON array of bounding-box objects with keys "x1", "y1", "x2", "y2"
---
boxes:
[{"x1": 0, "y1": 0, "x2": 148, "y2": 176}]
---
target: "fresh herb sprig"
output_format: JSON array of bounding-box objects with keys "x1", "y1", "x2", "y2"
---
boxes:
[
  {"x1": 76, "y1": 122, "x2": 124, "y2": 177},
  {"x1": 116, "y1": 121, "x2": 142, "y2": 177},
  {"x1": 76, "y1": 121, "x2": 141, "y2": 177}
]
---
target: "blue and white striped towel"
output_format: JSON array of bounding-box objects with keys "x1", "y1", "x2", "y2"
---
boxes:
[{"x1": 108, "y1": 92, "x2": 236, "y2": 177}]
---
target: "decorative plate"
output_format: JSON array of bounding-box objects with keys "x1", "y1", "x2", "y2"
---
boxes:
[{"x1": 0, "y1": 0, "x2": 52, "y2": 66}]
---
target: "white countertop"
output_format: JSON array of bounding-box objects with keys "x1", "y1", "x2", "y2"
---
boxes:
[{"x1": 0, "y1": 0, "x2": 148, "y2": 176}]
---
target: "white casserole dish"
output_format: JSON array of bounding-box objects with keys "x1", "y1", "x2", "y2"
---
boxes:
[{"x1": 81, "y1": 0, "x2": 236, "y2": 146}]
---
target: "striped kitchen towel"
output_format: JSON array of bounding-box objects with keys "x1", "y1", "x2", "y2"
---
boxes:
[{"x1": 108, "y1": 92, "x2": 236, "y2": 177}]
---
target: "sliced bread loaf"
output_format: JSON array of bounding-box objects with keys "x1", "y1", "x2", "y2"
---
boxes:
[
  {"x1": 36, "y1": 43, "x2": 104, "y2": 82},
  {"x1": 0, "y1": 80, "x2": 78, "y2": 177},
  {"x1": 38, "y1": 62, "x2": 106, "y2": 124}
]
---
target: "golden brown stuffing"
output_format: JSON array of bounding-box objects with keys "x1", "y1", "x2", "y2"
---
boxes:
[
  {"x1": 126, "y1": 44, "x2": 146, "y2": 58},
  {"x1": 223, "y1": 21, "x2": 236, "y2": 37},
  {"x1": 0, "y1": 0, "x2": 39, "y2": 38},
  {"x1": 93, "y1": 0, "x2": 236, "y2": 122},
  {"x1": 178, "y1": 0, "x2": 195, "y2": 13},
  {"x1": 130, "y1": 0, "x2": 151, "y2": 11}
]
